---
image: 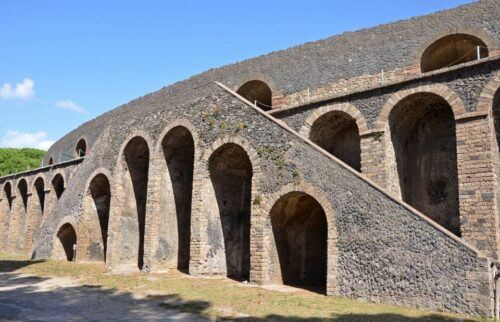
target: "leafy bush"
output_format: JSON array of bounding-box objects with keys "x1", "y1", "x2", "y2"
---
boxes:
[{"x1": 0, "y1": 148, "x2": 45, "y2": 177}]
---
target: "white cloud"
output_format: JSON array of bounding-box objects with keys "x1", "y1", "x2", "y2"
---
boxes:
[
  {"x1": 0, "y1": 130, "x2": 54, "y2": 150},
  {"x1": 55, "y1": 99, "x2": 87, "y2": 114},
  {"x1": 0, "y1": 78, "x2": 35, "y2": 100}
]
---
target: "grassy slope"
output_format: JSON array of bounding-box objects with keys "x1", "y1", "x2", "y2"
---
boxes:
[
  {"x1": 0, "y1": 253, "x2": 485, "y2": 321},
  {"x1": 0, "y1": 148, "x2": 45, "y2": 177}
]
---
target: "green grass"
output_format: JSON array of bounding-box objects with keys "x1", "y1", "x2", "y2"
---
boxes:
[{"x1": 0, "y1": 253, "x2": 487, "y2": 321}]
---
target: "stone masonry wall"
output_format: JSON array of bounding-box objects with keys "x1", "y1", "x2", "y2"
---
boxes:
[{"x1": 28, "y1": 83, "x2": 493, "y2": 316}]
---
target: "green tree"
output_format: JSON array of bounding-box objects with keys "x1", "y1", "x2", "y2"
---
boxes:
[{"x1": 0, "y1": 148, "x2": 46, "y2": 177}]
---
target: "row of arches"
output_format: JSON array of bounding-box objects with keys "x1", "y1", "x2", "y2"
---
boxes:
[
  {"x1": 303, "y1": 82, "x2": 500, "y2": 238},
  {"x1": 54, "y1": 126, "x2": 332, "y2": 293},
  {"x1": 0, "y1": 173, "x2": 66, "y2": 252},
  {"x1": 234, "y1": 32, "x2": 494, "y2": 112}
]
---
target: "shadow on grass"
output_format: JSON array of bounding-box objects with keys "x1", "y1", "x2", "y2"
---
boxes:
[
  {"x1": 0, "y1": 272, "x2": 207, "y2": 321},
  {"x1": 0, "y1": 259, "x2": 46, "y2": 272},
  {"x1": 0, "y1": 257, "x2": 480, "y2": 321},
  {"x1": 223, "y1": 313, "x2": 478, "y2": 321}
]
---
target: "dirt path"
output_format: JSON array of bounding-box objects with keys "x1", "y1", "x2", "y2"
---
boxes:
[{"x1": 0, "y1": 272, "x2": 206, "y2": 321}]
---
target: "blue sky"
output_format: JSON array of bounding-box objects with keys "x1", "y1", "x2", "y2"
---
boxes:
[{"x1": 0, "y1": 0, "x2": 473, "y2": 150}]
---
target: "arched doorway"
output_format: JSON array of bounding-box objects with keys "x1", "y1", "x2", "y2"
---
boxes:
[
  {"x1": 89, "y1": 174, "x2": 111, "y2": 261},
  {"x1": 57, "y1": 223, "x2": 77, "y2": 261},
  {"x1": 237, "y1": 80, "x2": 273, "y2": 111},
  {"x1": 208, "y1": 143, "x2": 252, "y2": 280},
  {"x1": 76, "y1": 139, "x2": 87, "y2": 157},
  {"x1": 52, "y1": 174, "x2": 65, "y2": 199},
  {"x1": 34, "y1": 178, "x2": 45, "y2": 214},
  {"x1": 17, "y1": 179, "x2": 28, "y2": 212},
  {"x1": 270, "y1": 191, "x2": 327, "y2": 293},
  {"x1": 420, "y1": 34, "x2": 488, "y2": 73},
  {"x1": 122, "y1": 137, "x2": 150, "y2": 270},
  {"x1": 310, "y1": 111, "x2": 361, "y2": 171},
  {"x1": 0, "y1": 183, "x2": 13, "y2": 249},
  {"x1": 389, "y1": 93, "x2": 460, "y2": 236},
  {"x1": 493, "y1": 88, "x2": 500, "y2": 155},
  {"x1": 161, "y1": 126, "x2": 194, "y2": 272}
]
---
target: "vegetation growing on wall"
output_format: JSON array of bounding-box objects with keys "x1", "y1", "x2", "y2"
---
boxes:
[{"x1": 0, "y1": 148, "x2": 45, "y2": 177}]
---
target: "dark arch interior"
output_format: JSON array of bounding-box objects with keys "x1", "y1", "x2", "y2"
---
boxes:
[
  {"x1": 209, "y1": 143, "x2": 252, "y2": 280},
  {"x1": 493, "y1": 89, "x2": 500, "y2": 155},
  {"x1": 421, "y1": 33, "x2": 488, "y2": 73},
  {"x1": 89, "y1": 174, "x2": 111, "y2": 262},
  {"x1": 76, "y1": 139, "x2": 87, "y2": 157},
  {"x1": 48, "y1": 157, "x2": 54, "y2": 165},
  {"x1": 271, "y1": 191, "x2": 327, "y2": 293},
  {"x1": 17, "y1": 180, "x2": 28, "y2": 212},
  {"x1": 4, "y1": 183, "x2": 12, "y2": 210},
  {"x1": 57, "y1": 223, "x2": 77, "y2": 261},
  {"x1": 236, "y1": 80, "x2": 273, "y2": 111},
  {"x1": 162, "y1": 126, "x2": 194, "y2": 273},
  {"x1": 52, "y1": 174, "x2": 65, "y2": 199},
  {"x1": 310, "y1": 111, "x2": 361, "y2": 171},
  {"x1": 124, "y1": 137, "x2": 149, "y2": 270},
  {"x1": 390, "y1": 93, "x2": 460, "y2": 236},
  {"x1": 34, "y1": 178, "x2": 45, "y2": 213}
]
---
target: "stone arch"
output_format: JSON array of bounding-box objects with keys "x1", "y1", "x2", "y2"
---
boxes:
[
  {"x1": 261, "y1": 182, "x2": 338, "y2": 295},
  {"x1": 301, "y1": 104, "x2": 367, "y2": 171},
  {"x1": 386, "y1": 91, "x2": 461, "y2": 236},
  {"x1": 53, "y1": 220, "x2": 78, "y2": 261},
  {"x1": 236, "y1": 80, "x2": 273, "y2": 111},
  {"x1": 476, "y1": 72, "x2": 500, "y2": 114},
  {"x1": 23, "y1": 175, "x2": 46, "y2": 253},
  {"x1": 416, "y1": 27, "x2": 496, "y2": 73},
  {"x1": 82, "y1": 170, "x2": 112, "y2": 262},
  {"x1": 0, "y1": 182, "x2": 13, "y2": 249},
  {"x1": 17, "y1": 179, "x2": 28, "y2": 212},
  {"x1": 75, "y1": 138, "x2": 87, "y2": 157},
  {"x1": 376, "y1": 84, "x2": 467, "y2": 129},
  {"x1": 148, "y1": 120, "x2": 198, "y2": 272},
  {"x1": 8, "y1": 179, "x2": 29, "y2": 252},
  {"x1": 108, "y1": 132, "x2": 152, "y2": 271},
  {"x1": 193, "y1": 136, "x2": 262, "y2": 279},
  {"x1": 51, "y1": 173, "x2": 66, "y2": 200}
]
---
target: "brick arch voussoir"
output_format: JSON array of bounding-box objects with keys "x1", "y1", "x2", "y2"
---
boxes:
[
  {"x1": 375, "y1": 84, "x2": 467, "y2": 130},
  {"x1": 203, "y1": 136, "x2": 262, "y2": 184},
  {"x1": 259, "y1": 181, "x2": 339, "y2": 294},
  {"x1": 154, "y1": 119, "x2": 200, "y2": 157},
  {"x1": 50, "y1": 216, "x2": 80, "y2": 258},
  {"x1": 476, "y1": 72, "x2": 500, "y2": 114},
  {"x1": 232, "y1": 73, "x2": 279, "y2": 96},
  {"x1": 300, "y1": 103, "x2": 369, "y2": 137},
  {"x1": 414, "y1": 26, "x2": 498, "y2": 71}
]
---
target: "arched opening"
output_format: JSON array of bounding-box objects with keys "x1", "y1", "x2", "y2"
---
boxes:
[
  {"x1": 48, "y1": 157, "x2": 54, "y2": 165},
  {"x1": 76, "y1": 139, "x2": 87, "y2": 157},
  {"x1": 57, "y1": 223, "x2": 77, "y2": 261},
  {"x1": 493, "y1": 89, "x2": 500, "y2": 155},
  {"x1": 89, "y1": 174, "x2": 111, "y2": 261},
  {"x1": 4, "y1": 182, "x2": 12, "y2": 210},
  {"x1": 237, "y1": 80, "x2": 273, "y2": 111},
  {"x1": 162, "y1": 126, "x2": 194, "y2": 272},
  {"x1": 389, "y1": 93, "x2": 460, "y2": 236},
  {"x1": 209, "y1": 143, "x2": 252, "y2": 280},
  {"x1": 310, "y1": 111, "x2": 361, "y2": 171},
  {"x1": 123, "y1": 137, "x2": 149, "y2": 270},
  {"x1": 52, "y1": 174, "x2": 65, "y2": 199},
  {"x1": 270, "y1": 191, "x2": 327, "y2": 293},
  {"x1": 34, "y1": 178, "x2": 45, "y2": 214},
  {"x1": 420, "y1": 34, "x2": 488, "y2": 73},
  {"x1": 17, "y1": 179, "x2": 28, "y2": 212}
]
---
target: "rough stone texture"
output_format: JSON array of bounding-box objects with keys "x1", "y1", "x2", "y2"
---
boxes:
[
  {"x1": 12, "y1": 84, "x2": 491, "y2": 316},
  {"x1": 0, "y1": 1, "x2": 499, "y2": 318}
]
